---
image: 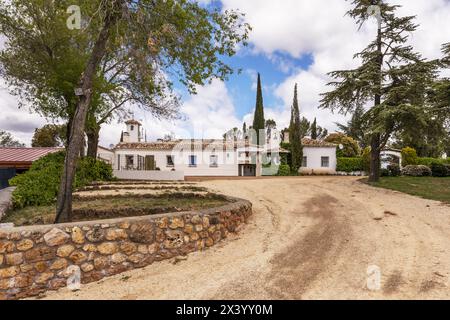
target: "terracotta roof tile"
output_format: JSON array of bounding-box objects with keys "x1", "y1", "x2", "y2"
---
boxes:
[
  {"x1": 114, "y1": 139, "x2": 263, "y2": 151},
  {"x1": 301, "y1": 138, "x2": 337, "y2": 148},
  {"x1": 125, "y1": 120, "x2": 142, "y2": 126}
]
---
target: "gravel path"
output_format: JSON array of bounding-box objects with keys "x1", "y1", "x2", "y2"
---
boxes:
[{"x1": 40, "y1": 177, "x2": 450, "y2": 300}]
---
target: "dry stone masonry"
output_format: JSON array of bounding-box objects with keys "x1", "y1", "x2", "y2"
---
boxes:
[{"x1": 0, "y1": 197, "x2": 252, "y2": 300}]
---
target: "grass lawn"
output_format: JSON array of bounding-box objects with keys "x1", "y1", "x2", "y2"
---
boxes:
[
  {"x1": 368, "y1": 176, "x2": 450, "y2": 204},
  {"x1": 2, "y1": 194, "x2": 230, "y2": 227}
]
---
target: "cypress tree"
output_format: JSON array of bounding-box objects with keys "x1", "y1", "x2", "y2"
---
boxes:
[
  {"x1": 311, "y1": 118, "x2": 318, "y2": 140},
  {"x1": 289, "y1": 84, "x2": 303, "y2": 173},
  {"x1": 252, "y1": 73, "x2": 265, "y2": 145}
]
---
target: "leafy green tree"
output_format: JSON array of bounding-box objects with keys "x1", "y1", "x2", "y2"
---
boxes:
[
  {"x1": 320, "y1": 0, "x2": 438, "y2": 182},
  {"x1": 289, "y1": 84, "x2": 303, "y2": 172},
  {"x1": 0, "y1": 130, "x2": 24, "y2": 147},
  {"x1": 336, "y1": 105, "x2": 369, "y2": 148},
  {"x1": 310, "y1": 118, "x2": 318, "y2": 140},
  {"x1": 401, "y1": 147, "x2": 418, "y2": 166},
  {"x1": 32, "y1": 124, "x2": 67, "y2": 148},
  {"x1": 442, "y1": 42, "x2": 450, "y2": 66},
  {"x1": 252, "y1": 73, "x2": 265, "y2": 145},
  {"x1": 299, "y1": 117, "x2": 310, "y2": 138},
  {"x1": 325, "y1": 133, "x2": 361, "y2": 157},
  {"x1": 0, "y1": 0, "x2": 251, "y2": 222},
  {"x1": 392, "y1": 115, "x2": 447, "y2": 157}
]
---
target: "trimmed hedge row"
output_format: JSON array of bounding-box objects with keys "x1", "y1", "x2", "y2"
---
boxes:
[
  {"x1": 337, "y1": 156, "x2": 450, "y2": 177},
  {"x1": 417, "y1": 157, "x2": 450, "y2": 167},
  {"x1": 337, "y1": 157, "x2": 364, "y2": 173}
]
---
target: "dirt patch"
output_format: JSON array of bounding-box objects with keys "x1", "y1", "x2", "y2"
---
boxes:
[
  {"x1": 419, "y1": 280, "x2": 441, "y2": 293},
  {"x1": 383, "y1": 271, "x2": 404, "y2": 294},
  {"x1": 266, "y1": 195, "x2": 349, "y2": 299}
]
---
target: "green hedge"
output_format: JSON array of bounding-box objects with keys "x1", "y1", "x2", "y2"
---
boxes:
[
  {"x1": 417, "y1": 157, "x2": 450, "y2": 167},
  {"x1": 9, "y1": 152, "x2": 113, "y2": 209},
  {"x1": 430, "y1": 163, "x2": 449, "y2": 177},
  {"x1": 337, "y1": 157, "x2": 364, "y2": 173}
]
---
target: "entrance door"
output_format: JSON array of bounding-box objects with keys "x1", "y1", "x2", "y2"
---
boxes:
[
  {"x1": 0, "y1": 168, "x2": 16, "y2": 189},
  {"x1": 239, "y1": 164, "x2": 256, "y2": 177},
  {"x1": 145, "y1": 155, "x2": 156, "y2": 171}
]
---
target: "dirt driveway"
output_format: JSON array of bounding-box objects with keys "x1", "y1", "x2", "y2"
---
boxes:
[{"x1": 41, "y1": 177, "x2": 450, "y2": 300}]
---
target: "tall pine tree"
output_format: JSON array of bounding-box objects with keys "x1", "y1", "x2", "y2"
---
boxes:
[
  {"x1": 320, "y1": 0, "x2": 438, "y2": 182},
  {"x1": 336, "y1": 105, "x2": 369, "y2": 148},
  {"x1": 290, "y1": 84, "x2": 303, "y2": 173},
  {"x1": 310, "y1": 118, "x2": 318, "y2": 140},
  {"x1": 252, "y1": 73, "x2": 265, "y2": 145}
]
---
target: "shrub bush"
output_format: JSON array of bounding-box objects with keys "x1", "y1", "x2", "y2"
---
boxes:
[
  {"x1": 401, "y1": 147, "x2": 418, "y2": 167},
  {"x1": 387, "y1": 164, "x2": 401, "y2": 177},
  {"x1": 277, "y1": 164, "x2": 291, "y2": 176},
  {"x1": 380, "y1": 168, "x2": 390, "y2": 177},
  {"x1": 430, "y1": 163, "x2": 449, "y2": 177},
  {"x1": 401, "y1": 165, "x2": 432, "y2": 177},
  {"x1": 417, "y1": 157, "x2": 450, "y2": 167},
  {"x1": 9, "y1": 152, "x2": 113, "y2": 209},
  {"x1": 336, "y1": 157, "x2": 363, "y2": 173},
  {"x1": 280, "y1": 153, "x2": 289, "y2": 165}
]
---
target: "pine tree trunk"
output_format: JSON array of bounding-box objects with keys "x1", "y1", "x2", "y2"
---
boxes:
[
  {"x1": 86, "y1": 127, "x2": 100, "y2": 159},
  {"x1": 54, "y1": 3, "x2": 122, "y2": 223},
  {"x1": 369, "y1": 134, "x2": 381, "y2": 182},
  {"x1": 369, "y1": 16, "x2": 384, "y2": 183}
]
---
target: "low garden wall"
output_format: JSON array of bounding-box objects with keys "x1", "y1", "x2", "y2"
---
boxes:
[
  {"x1": 0, "y1": 197, "x2": 252, "y2": 300},
  {"x1": 113, "y1": 170, "x2": 185, "y2": 181}
]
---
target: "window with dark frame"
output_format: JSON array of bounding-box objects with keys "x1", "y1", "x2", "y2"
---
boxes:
[
  {"x1": 189, "y1": 155, "x2": 197, "y2": 167},
  {"x1": 321, "y1": 156, "x2": 330, "y2": 168},
  {"x1": 167, "y1": 155, "x2": 174, "y2": 167},
  {"x1": 125, "y1": 155, "x2": 134, "y2": 168},
  {"x1": 302, "y1": 156, "x2": 307, "y2": 167},
  {"x1": 210, "y1": 155, "x2": 218, "y2": 167}
]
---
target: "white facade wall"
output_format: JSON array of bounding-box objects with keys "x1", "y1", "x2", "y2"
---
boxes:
[
  {"x1": 300, "y1": 147, "x2": 337, "y2": 174},
  {"x1": 114, "y1": 149, "x2": 239, "y2": 177},
  {"x1": 113, "y1": 170, "x2": 184, "y2": 181},
  {"x1": 97, "y1": 148, "x2": 114, "y2": 164}
]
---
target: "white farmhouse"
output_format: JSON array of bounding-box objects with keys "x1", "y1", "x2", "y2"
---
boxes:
[
  {"x1": 300, "y1": 138, "x2": 338, "y2": 175},
  {"x1": 99, "y1": 120, "x2": 337, "y2": 180}
]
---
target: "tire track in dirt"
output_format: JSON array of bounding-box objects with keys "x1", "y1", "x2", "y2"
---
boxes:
[{"x1": 264, "y1": 194, "x2": 352, "y2": 299}]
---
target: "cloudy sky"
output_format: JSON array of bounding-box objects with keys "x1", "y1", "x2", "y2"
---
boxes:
[{"x1": 1, "y1": 0, "x2": 450, "y2": 147}]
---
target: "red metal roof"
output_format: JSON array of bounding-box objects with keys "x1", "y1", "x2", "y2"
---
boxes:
[{"x1": 0, "y1": 147, "x2": 62, "y2": 164}]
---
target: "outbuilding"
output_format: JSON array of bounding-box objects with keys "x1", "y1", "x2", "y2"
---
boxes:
[{"x1": 0, "y1": 147, "x2": 61, "y2": 189}]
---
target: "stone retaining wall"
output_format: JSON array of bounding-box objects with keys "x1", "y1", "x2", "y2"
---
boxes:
[{"x1": 0, "y1": 197, "x2": 252, "y2": 300}]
